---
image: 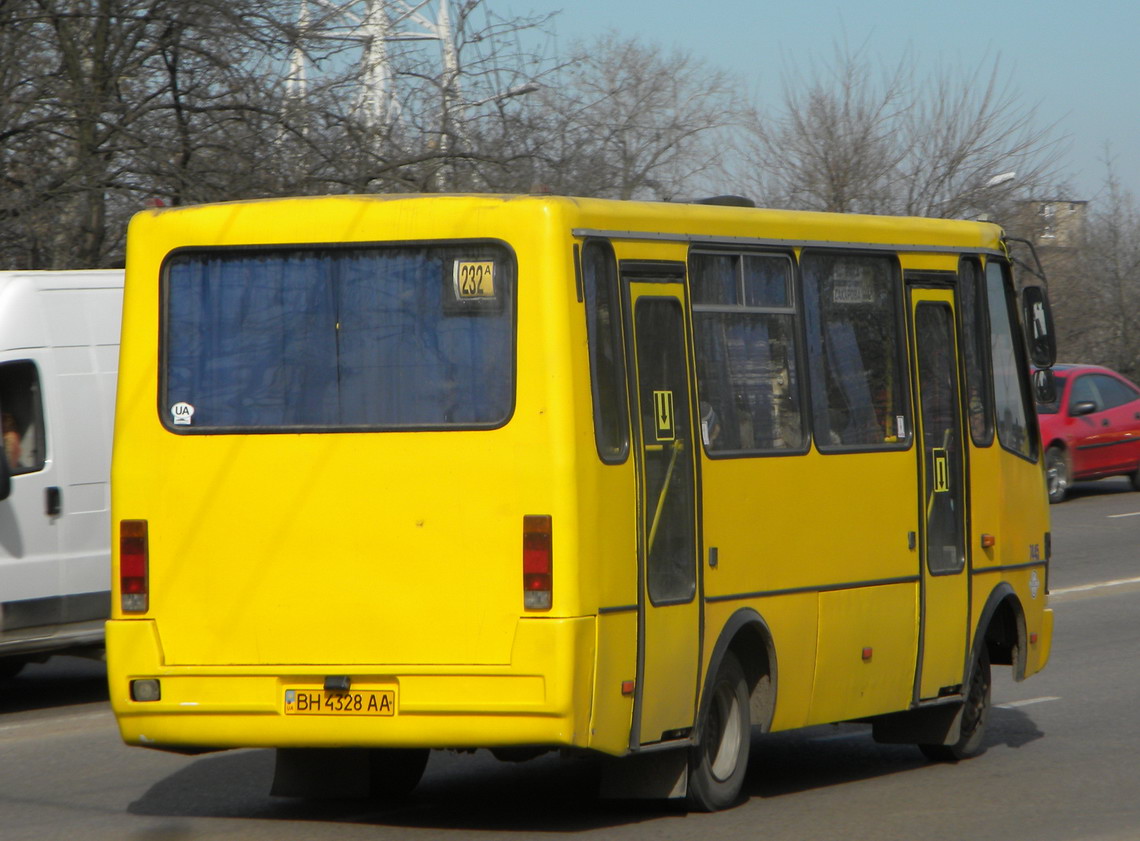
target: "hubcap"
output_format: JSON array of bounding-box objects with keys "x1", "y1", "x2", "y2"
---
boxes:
[
  {"x1": 1047, "y1": 452, "x2": 1067, "y2": 496},
  {"x1": 706, "y1": 684, "x2": 742, "y2": 781}
]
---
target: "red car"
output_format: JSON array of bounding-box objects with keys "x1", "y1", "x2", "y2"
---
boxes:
[{"x1": 1037, "y1": 363, "x2": 1140, "y2": 503}]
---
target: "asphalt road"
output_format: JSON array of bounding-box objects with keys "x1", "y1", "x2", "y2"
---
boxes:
[{"x1": 2, "y1": 475, "x2": 1138, "y2": 840}]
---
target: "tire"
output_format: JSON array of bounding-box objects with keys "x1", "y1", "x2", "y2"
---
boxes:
[
  {"x1": 919, "y1": 647, "x2": 991, "y2": 762},
  {"x1": 0, "y1": 658, "x2": 26, "y2": 681},
  {"x1": 1130, "y1": 465, "x2": 1140, "y2": 492},
  {"x1": 686, "y1": 651, "x2": 750, "y2": 811},
  {"x1": 368, "y1": 748, "x2": 429, "y2": 799},
  {"x1": 1045, "y1": 446, "x2": 1069, "y2": 504}
]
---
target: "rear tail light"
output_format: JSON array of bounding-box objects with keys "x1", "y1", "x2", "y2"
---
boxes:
[
  {"x1": 120, "y1": 519, "x2": 149, "y2": 613},
  {"x1": 523, "y1": 515, "x2": 552, "y2": 610}
]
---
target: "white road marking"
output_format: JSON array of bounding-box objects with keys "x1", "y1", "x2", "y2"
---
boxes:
[
  {"x1": 0, "y1": 709, "x2": 110, "y2": 735},
  {"x1": 996, "y1": 696, "x2": 1061, "y2": 710},
  {"x1": 1052, "y1": 576, "x2": 1140, "y2": 596},
  {"x1": 1106, "y1": 511, "x2": 1140, "y2": 519}
]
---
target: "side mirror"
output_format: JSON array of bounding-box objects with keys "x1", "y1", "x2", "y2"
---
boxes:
[
  {"x1": 1032, "y1": 368, "x2": 1057, "y2": 406},
  {"x1": 1070, "y1": 400, "x2": 1098, "y2": 417},
  {"x1": 1021, "y1": 285, "x2": 1057, "y2": 368}
]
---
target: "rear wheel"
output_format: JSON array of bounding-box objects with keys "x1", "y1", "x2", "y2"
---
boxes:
[
  {"x1": 686, "y1": 651, "x2": 750, "y2": 811},
  {"x1": 919, "y1": 647, "x2": 991, "y2": 762},
  {"x1": 272, "y1": 747, "x2": 428, "y2": 800},
  {"x1": 1045, "y1": 446, "x2": 1069, "y2": 503},
  {"x1": 368, "y1": 748, "x2": 429, "y2": 799},
  {"x1": 1130, "y1": 465, "x2": 1140, "y2": 492},
  {"x1": 0, "y1": 658, "x2": 26, "y2": 681}
]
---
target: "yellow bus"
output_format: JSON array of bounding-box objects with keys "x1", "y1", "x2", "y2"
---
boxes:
[{"x1": 107, "y1": 194, "x2": 1055, "y2": 811}]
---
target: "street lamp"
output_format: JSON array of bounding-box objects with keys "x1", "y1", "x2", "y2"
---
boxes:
[{"x1": 984, "y1": 171, "x2": 1016, "y2": 188}]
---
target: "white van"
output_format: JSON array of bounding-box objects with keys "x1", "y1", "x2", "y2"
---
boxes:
[{"x1": 0, "y1": 270, "x2": 123, "y2": 678}]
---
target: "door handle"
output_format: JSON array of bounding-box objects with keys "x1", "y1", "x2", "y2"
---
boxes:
[{"x1": 45, "y1": 486, "x2": 61, "y2": 516}]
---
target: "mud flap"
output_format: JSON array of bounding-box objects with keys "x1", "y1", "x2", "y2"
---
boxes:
[
  {"x1": 271, "y1": 748, "x2": 372, "y2": 798},
  {"x1": 599, "y1": 748, "x2": 688, "y2": 800},
  {"x1": 871, "y1": 702, "x2": 963, "y2": 746}
]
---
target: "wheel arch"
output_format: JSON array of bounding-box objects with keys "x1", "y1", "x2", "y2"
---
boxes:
[
  {"x1": 1044, "y1": 439, "x2": 1072, "y2": 472},
  {"x1": 697, "y1": 607, "x2": 777, "y2": 741},
  {"x1": 974, "y1": 582, "x2": 1028, "y2": 681}
]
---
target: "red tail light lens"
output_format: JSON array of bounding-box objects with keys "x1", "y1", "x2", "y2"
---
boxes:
[
  {"x1": 120, "y1": 519, "x2": 149, "y2": 613},
  {"x1": 523, "y1": 515, "x2": 552, "y2": 610}
]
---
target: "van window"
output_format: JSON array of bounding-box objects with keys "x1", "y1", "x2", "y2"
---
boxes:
[
  {"x1": 959, "y1": 258, "x2": 994, "y2": 446},
  {"x1": 802, "y1": 253, "x2": 908, "y2": 449},
  {"x1": 0, "y1": 360, "x2": 46, "y2": 474},
  {"x1": 163, "y1": 244, "x2": 516, "y2": 431},
  {"x1": 984, "y1": 261, "x2": 1035, "y2": 459},
  {"x1": 691, "y1": 251, "x2": 805, "y2": 453},
  {"x1": 582, "y1": 240, "x2": 629, "y2": 462}
]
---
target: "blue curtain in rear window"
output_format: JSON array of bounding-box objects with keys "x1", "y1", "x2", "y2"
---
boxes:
[{"x1": 164, "y1": 246, "x2": 513, "y2": 430}]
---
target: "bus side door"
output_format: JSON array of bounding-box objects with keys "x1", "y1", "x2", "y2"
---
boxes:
[
  {"x1": 622, "y1": 264, "x2": 702, "y2": 747},
  {"x1": 908, "y1": 286, "x2": 970, "y2": 700}
]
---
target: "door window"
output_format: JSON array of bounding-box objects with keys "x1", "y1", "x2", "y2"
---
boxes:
[
  {"x1": 915, "y1": 304, "x2": 964, "y2": 575},
  {"x1": 1089, "y1": 374, "x2": 1140, "y2": 410},
  {"x1": 635, "y1": 298, "x2": 696, "y2": 604},
  {"x1": 0, "y1": 360, "x2": 46, "y2": 475}
]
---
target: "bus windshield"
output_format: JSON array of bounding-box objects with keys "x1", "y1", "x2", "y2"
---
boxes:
[{"x1": 162, "y1": 243, "x2": 515, "y2": 431}]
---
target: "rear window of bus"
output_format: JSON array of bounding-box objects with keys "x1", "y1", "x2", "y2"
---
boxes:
[{"x1": 161, "y1": 243, "x2": 516, "y2": 432}]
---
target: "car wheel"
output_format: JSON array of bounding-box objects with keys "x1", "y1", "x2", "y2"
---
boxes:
[
  {"x1": 368, "y1": 748, "x2": 429, "y2": 798},
  {"x1": 1045, "y1": 446, "x2": 1069, "y2": 504},
  {"x1": 686, "y1": 651, "x2": 750, "y2": 811},
  {"x1": 0, "y1": 658, "x2": 26, "y2": 681},
  {"x1": 919, "y1": 647, "x2": 991, "y2": 762},
  {"x1": 1131, "y1": 465, "x2": 1140, "y2": 492}
]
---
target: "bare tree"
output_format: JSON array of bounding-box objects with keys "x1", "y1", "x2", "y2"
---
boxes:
[
  {"x1": 1054, "y1": 160, "x2": 1140, "y2": 377},
  {"x1": 742, "y1": 45, "x2": 907, "y2": 213},
  {"x1": 897, "y1": 59, "x2": 1065, "y2": 219},
  {"x1": 0, "y1": 0, "x2": 297, "y2": 269},
  {"x1": 740, "y1": 43, "x2": 1066, "y2": 219},
  {"x1": 528, "y1": 32, "x2": 741, "y2": 200},
  {"x1": 279, "y1": 0, "x2": 560, "y2": 194}
]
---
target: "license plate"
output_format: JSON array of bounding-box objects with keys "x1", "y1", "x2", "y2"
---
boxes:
[{"x1": 284, "y1": 688, "x2": 395, "y2": 716}]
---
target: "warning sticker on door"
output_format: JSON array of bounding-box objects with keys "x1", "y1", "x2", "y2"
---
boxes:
[{"x1": 653, "y1": 390, "x2": 675, "y2": 442}]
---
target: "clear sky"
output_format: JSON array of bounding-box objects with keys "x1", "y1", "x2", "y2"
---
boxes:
[{"x1": 514, "y1": 0, "x2": 1138, "y2": 204}]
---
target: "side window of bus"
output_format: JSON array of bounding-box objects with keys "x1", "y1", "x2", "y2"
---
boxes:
[
  {"x1": 959, "y1": 258, "x2": 995, "y2": 446},
  {"x1": 0, "y1": 360, "x2": 46, "y2": 474},
  {"x1": 802, "y1": 252, "x2": 909, "y2": 449},
  {"x1": 582, "y1": 240, "x2": 629, "y2": 463},
  {"x1": 690, "y1": 251, "x2": 805, "y2": 454},
  {"x1": 984, "y1": 260, "x2": 1036, "y2": 460}
]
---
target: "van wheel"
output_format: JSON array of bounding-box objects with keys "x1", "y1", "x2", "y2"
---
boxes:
[
  {"x1": 920, "y1": 648, "x2": 991, "y2": 762},
  {"x1": 368, "y1": 748, "x2": 429, "y2": 798},
  {"x1": 0, "y1": 658, "x2": 26, "y2": 681},
  {"x1": 1045, "y1": 446, "x2": 1069, "y2": 503},
  {"x1": 686, "y1": 651, "x2": 750, "y2": 811}
]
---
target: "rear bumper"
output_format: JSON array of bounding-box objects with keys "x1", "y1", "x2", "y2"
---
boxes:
[{"x1": 106, "y1": 615, "x2": 596, "y2": 752}]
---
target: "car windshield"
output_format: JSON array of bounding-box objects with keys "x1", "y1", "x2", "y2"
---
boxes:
[{"x1": 1035, "y1": 373, "x2": 1066, "y2": 414}]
